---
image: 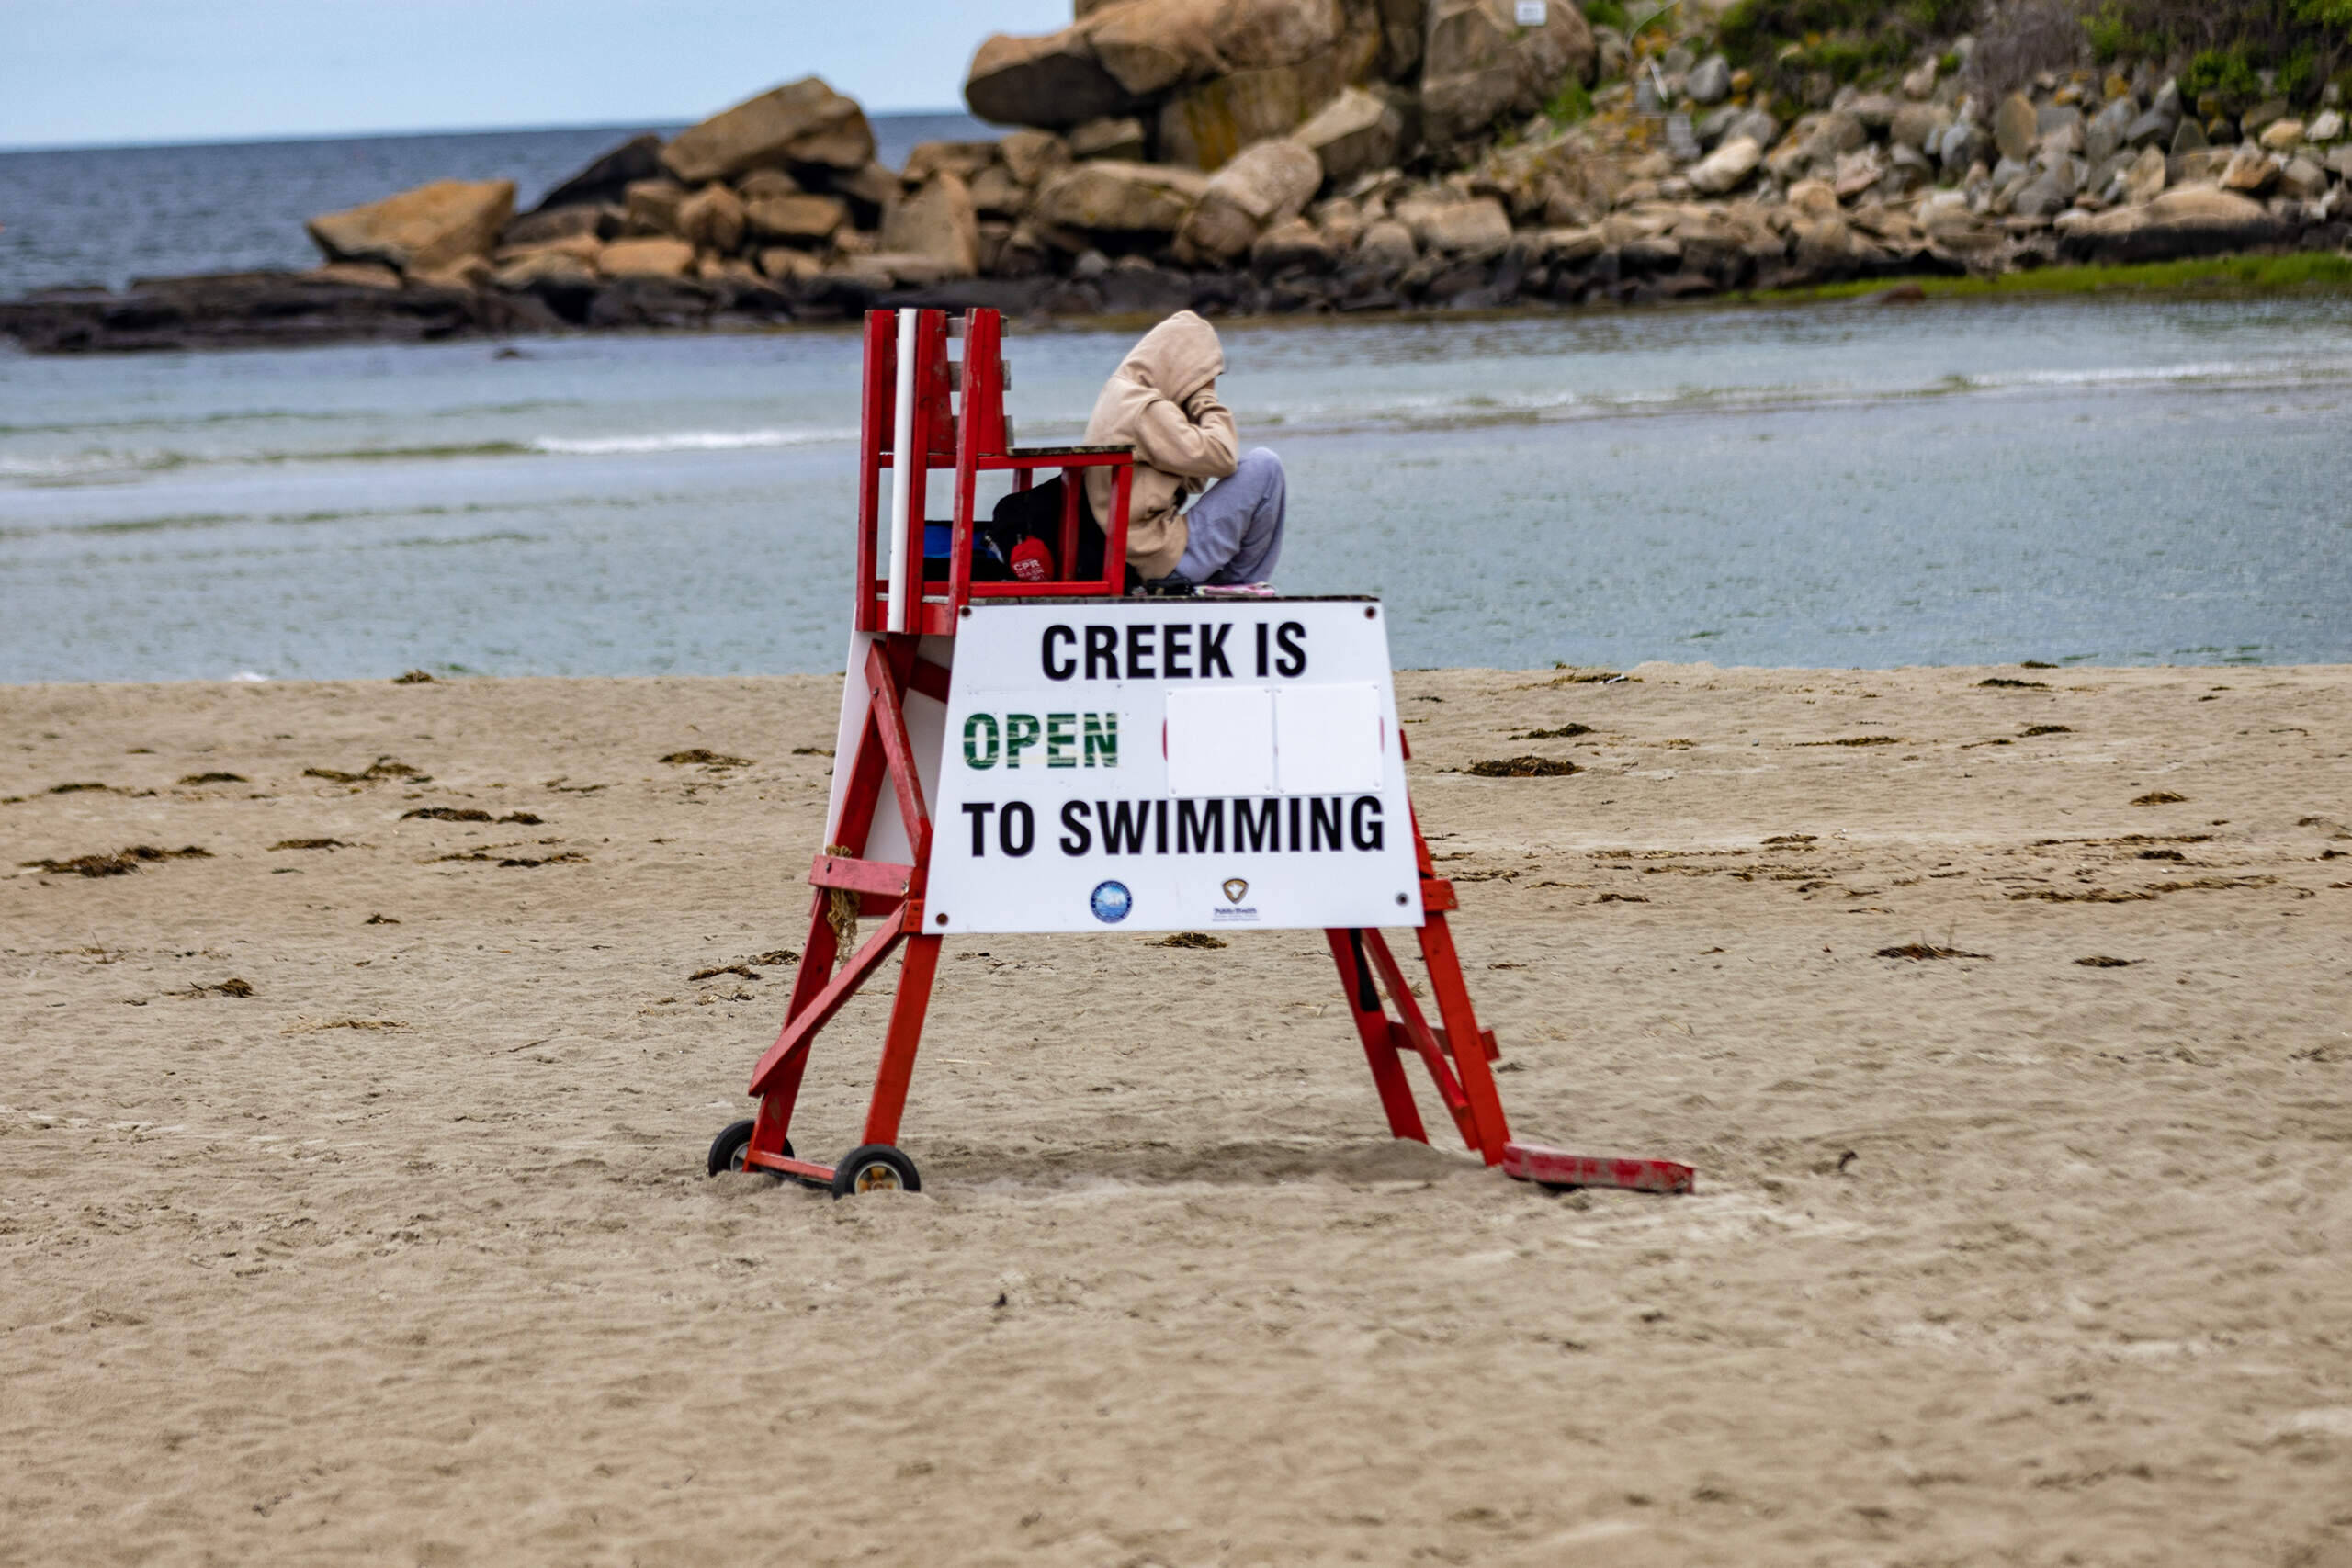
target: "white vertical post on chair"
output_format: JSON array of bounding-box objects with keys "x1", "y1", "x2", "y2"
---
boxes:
[{"x1": 886, "y1": 308, "x2": 918, "y2": 635}]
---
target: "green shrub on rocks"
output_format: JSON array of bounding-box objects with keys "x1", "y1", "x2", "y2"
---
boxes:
[
  {"x1": 1719, "y1": 0, "x2": 1972, "y2": 83},
  {"x1": 1546, "y1": 73, "x2": 1597, "y2": 123},
  {"x1": 2184, "y1": 47, "x2": 2265, "y2": 109}
]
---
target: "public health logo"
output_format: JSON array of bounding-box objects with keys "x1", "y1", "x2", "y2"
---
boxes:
[
  {"x1": 1213, "y1": 875, "x2": 1260, "y2": 924},
  {"x1": 1089, "y1": 880, "x2": 1133, "y2": 924},
  {"x1": 1222, "y1": 878, "x2": 1249, "y2": 904}
]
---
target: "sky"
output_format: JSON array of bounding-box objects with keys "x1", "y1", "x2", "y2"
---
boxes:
[{"x1": 0, "y1": 0, "x2": 1072, "y2": 149}]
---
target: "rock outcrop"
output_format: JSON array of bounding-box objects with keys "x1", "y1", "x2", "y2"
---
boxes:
[
  {"x1": 1033, "y1": 159, "x2": 1211, "y2": 235},
  {"x1": 661, "y1": 77, "x2": 876, "y2": 184},
  {"x1": 1420, "y1": 0, "x2": 1596, "y2": 147},
  {"x1": 528, "y1": 134, "x2": 664, "y2": 213},
  {"x1": 882, "y1": 175, "x2": 983, "y2": 276},
  {"x1": 1175, "y1": 137, "x2": 1324, "y2": 261},
  {"x1": 2058, "y1": 186, "x2": 2290, "y2": 265},
  {"x1": 306, "y1": 180, "x2": 514, "y2": 276},
  {"x1": 966, "y1": 28, "x2": 1133, "y2": 128},
  {"x1": 14, "y1": 11, "x2": 2352, "y2": 355},
  {"x1": 966, "y1": 0, "x2": 1427, "y2": 172}
]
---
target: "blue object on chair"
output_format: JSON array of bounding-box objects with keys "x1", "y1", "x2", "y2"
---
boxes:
[{"x1": 924, "y1": 522, "x2": 954, "y2": 559}]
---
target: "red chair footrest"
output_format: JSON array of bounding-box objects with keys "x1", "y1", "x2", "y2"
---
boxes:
[{"x1": 1502, "y1": 1142, "x2": 1694, "y2": 1194}]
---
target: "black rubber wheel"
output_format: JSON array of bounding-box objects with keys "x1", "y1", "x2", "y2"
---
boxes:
[
  {"x1": 829, "y1": 1143, "x2": 921, "y2": 1199},
  {"x1": 707, "y1": 1119, "x2": 790, "y2": 1177}
]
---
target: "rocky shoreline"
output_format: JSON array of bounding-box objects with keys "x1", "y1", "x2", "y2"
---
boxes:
[{"x1": 6, "y1": 0, "x2": 2349, "y2": 353}]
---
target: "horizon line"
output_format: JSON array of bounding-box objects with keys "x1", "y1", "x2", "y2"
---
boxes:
[{"x1": 0, "y1": 107, "x2": 985, "y2": 158}]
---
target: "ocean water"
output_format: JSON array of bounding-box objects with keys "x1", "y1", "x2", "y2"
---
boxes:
[
  {"x1": 0, "y1": 115, "x2": 994, "y2": 299},
  {"x1": 4, "y1": 294, "x2": 2349, "y2": 682}
]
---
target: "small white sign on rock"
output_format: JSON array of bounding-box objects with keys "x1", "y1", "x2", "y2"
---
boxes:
[{"x1": 1516, "y1": 0, "x2": 1549, "y2": 23}]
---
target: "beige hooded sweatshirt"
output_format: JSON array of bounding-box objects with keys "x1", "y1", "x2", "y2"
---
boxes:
[{"x1": 1081, "y1": 310, "x2": 1238, "y2": 581}]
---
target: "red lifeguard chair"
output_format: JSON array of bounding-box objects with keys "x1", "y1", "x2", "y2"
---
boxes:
[{"x1": 707, "y1": 307, "x2": 1693, "y2": 1201}]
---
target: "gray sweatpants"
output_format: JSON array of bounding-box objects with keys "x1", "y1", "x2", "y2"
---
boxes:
[{"x1": 1174, "y1": 446, "x2": 1285, "y2": 586}]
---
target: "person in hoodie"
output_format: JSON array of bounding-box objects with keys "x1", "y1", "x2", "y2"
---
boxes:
[{"x1": 1081, "y1": 310, "x2": 1284, "y2": 597}]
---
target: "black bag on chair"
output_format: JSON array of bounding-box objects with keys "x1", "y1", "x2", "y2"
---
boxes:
[{"x1": 983, "y1": 477, "x2": 1135, "y2": 591}]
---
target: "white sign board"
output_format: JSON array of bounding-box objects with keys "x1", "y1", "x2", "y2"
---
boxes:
[
  {"x1": 1515, "y1": 0, "x2": 1548, "y2": 25},
  {"x1": 926, "y1": 600, "x2": 1422, "y2": 934}
]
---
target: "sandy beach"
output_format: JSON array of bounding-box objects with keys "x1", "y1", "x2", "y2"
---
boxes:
[{"x1": 4, "y1": 662, "x2": 2347, "y2": 1565}]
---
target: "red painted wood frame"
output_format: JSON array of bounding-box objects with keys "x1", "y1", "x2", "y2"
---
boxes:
[
  {"x1": 854, "y1": 307, "x2": 1135, "y2": 640},
  {"x1": 738, "y1": 308, "x2": 1693, "y2": 1196}
]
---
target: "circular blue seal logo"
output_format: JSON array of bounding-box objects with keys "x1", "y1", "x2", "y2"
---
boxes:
[{"x1": 1089, "y1": 880, "x2": 1134, "y2": 924}]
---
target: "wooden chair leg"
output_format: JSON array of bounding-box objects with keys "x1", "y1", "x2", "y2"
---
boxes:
[{"x1": 1326, "y1": 929, "x2": 1428, "y2": 1143}]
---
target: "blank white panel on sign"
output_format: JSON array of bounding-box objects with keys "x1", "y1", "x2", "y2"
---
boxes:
[
  {"x1": 1166, "y1": 686, "x2": 1276, "y2": 795},
  {"x1": 1274, "y1": 682, "x2": 1383, "y2": 794}
]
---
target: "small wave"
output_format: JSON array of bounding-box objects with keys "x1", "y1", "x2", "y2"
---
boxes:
[
  {"x1": 528, "y1": 427, "x2": 855, "y2": 455},
  {"x1": 0, "y1": 451, "x2": 194, "y2": 479},
  {"x1": 1958, "y1": 357, "x2": 2352, "y2": 390},
  {"x1": 1229, "y1": 353, "x2": 2352, "y2": 436},
  {"x1": 0, "y1": 425, "x2": 854, "y2": 484},
  {"x1": 0, "y1": 400, "x2": 581, "y2": 438}
]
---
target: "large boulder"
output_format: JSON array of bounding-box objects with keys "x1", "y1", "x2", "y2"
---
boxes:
[
  {"x1": 598, "y1": 237, "x2": 698, "y2": 279},
  {"x1": 1212, "y1": 0, "x2": 1351, "y2": 70},
  {"x1": 307, "y1": 179, "x2": 515, "y2": 276},
  {"x1": 1156, "y1": 30, "x2": 1378, "y2": 169},
  {"x1": 1687, "y1": 54, "x2": 1731, "y2": 106},
  {"x1": 492, "y1": 247, "x2": 601, "y2": 298},
  {"x1": 2220, "y1": 147, "x2": 2279, "y2": 197},
  {"x1": 827, "y1": 162, "x2": 904, "y2": 220},
  {"x1": 676, "y1": 184, "x2": 747, "y2": 254},
  {"x1": 662, "y1": 78, "x2": 875, "y2": 185},
  {"x1": 530, "y1": 133, "x2": 664, "y2": 213},
  {"x1": 1001, "y1": 130, "x2": 1072, "y2": 186},
  {"x1": 1419, "y1": 0, "x2": 1594, "y2": 147},
  {"x1": 624, "y1": 178, "x2": 690, "y2": 236},
  {"x1": 1031, "y1": 159, "x2": 1210, "y2": 235},
  {"x1": 1377, "y1": 0, "x2": 1427, "y2": 78},
  {"x1": 966, "y1": 28, "x2": 1134, "y2": 128},
  {"x1": 1466, "y1": 135, "x2": 1616, "y2": 225},
  {"x1": 1919, "y1": 198, "x2": 2004, "y2": 260},
  {"x1": 2086, "y1": 96, "x2": 2137, "y2": 164},
  {"x1": 1393, "y1": 193, "x2": 1510, "y2": 258},
  {"x1": 1085, "y1": 0, "x2": 1350, "y2": 96},
  {"x1": 746, "y1": 193, "x2": 851, "y2": 244},
  {"x1": 2124, "y1": 143, "x2": 2167, "y2": 203},
  {"x1": 2058, "y1": 186, "x2": 2289, "y2": 265},
  {"x1": 970, "y1": 164, "x2": 1031, "y2": 218},
  {"x1": 2279, "y1": 154, "x2": 2329, "y2": 199},
  {"x1": 1994, "y1": 93, "x2": 2039, "y2": 163},
  {"x1": 1890, "y1": 101, "x2": 1947, "y2": 152},
  {"x1": 1087, "y1": 0, "x2": 1227, "y2": 96},
  {"x1": 501, "y1": 203, "x2": 617, "y2": 249},
  {"x1": 881, "y1": 174, "x2": 982, "y2": 276},
  {"x1": 1294, "y1": 86, "x2": 1404, "y2": 183},
  {"x1": 1175, "y1": 136, "x2": 1324, "y2": 262},
  {"x1": 1687, "y1": 135, "x2": 1761, "y2": 196},
  {"x1": 904, "y1": 141, "x2": 999, "y2": 185},
  {"x1": 1070, "y1": 116, "x2": 1149, "y2": 160},
  {"x1": 1251, "y1": 215, "x2": 1334, "y2": 271},
  {"x1": 736, "y1": 168, "x2": 802, "y2": 202}
]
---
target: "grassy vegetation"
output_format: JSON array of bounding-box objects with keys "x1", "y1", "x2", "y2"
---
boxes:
[
  {"x1": 2182, "y1": 44, "x2": 2267, "y2": 103},
  {"x1": 1546, "y1": 73, "x2": 1597, "y2": 122},
  {"x1": 2017, "y1": 1, "x2": 2346, "y2": 107},
  {"x1": 1749, "y1": 254, "x2": 2352, "y2": 304},
  {"x1": 1579, "y1": 0, "x2": 1632, "y2": 31},
  {"x1": 1712, "y1": 0, "x2": 2346, "y2": 100},
  {"x1": 1718, "y1": 0, "x2": 1977, "y2": 81}
]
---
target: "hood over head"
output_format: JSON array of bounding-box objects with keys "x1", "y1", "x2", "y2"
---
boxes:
[{"x1": 1112, "y1": 310, "x2": 1224, "y2": 405}]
